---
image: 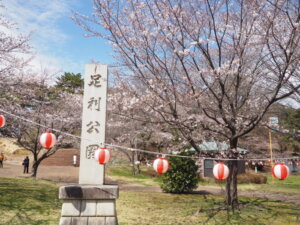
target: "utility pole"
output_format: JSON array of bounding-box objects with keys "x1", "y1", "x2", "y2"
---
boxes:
[{"x1": 269, "y1": 116, "x2": 279, "y2": 184}]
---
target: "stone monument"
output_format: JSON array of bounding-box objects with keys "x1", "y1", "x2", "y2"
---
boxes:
[{"x1": 59, "y1": 64, "x2": 119, "y2": 225}]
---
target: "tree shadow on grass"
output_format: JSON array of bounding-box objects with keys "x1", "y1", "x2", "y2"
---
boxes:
[
  {"x1": 6, "y1": 209, "x2": 35, "y2": 225},
  {"x1": 1, "y1": 201, "x2": 57, "y2": 225},
  {"x1": 193, "y1": 197, "x2": 300, "y2": 225},
  {"x1": 187, "y1": 190, "x2": 212, "y2": 195},
  {"x1": 0, "y1": 178, "x2": 60, "y2": 224}
]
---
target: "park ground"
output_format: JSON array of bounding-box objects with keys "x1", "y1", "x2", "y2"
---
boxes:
[{"x1": 0, "y1": 154, "x2": 300, "y2": 224}]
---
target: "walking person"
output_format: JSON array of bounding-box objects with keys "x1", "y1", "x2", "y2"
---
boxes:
[
  {"x1": 0, "y1": 152, "x2": 4, "y2": 168},
  {"x1": 22, "y1": 156, "x2": 29, "y2": 174}
]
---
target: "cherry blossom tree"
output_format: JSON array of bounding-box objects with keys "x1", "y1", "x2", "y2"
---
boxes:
[
  {"x1": 107, "y1": 88, "x2": 174, "y2": 174},
  {"x1": 0, "y1": 7, "x2": 32, "y2": 128},
  {"x1": 0, "y1": 10, "x2": 31, "y2": 92},
  {"x1": 10, "y1": 77, "x2": 82, "y2": 177},
  {"x1": 75, "y1": 0, "x2": 300, "y2": 208},
  {"x1": 0, "y1": 9, "x2": 82, "y2": 177}
]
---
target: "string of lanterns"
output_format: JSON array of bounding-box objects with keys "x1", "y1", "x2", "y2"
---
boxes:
[
  {"x1": 0, "y1": 113, "x2": 298, "y2": 179},
  {"x1": 213, "y1": 162, "x2": 229, "y2": 180},
  {"x1": 0, "y1": 115, "x2": 5, "y2": 128},
  {"x1": 35, "y1": 129, "x2": 295, "y2": 180},
  {"x1": 39, "y1": 131, "x2": 56, "y2": 149},
  {"x1": 245, "y1": 160, "x2": 300, "y2": 167},
  {"x1": 272, "y1": 163, "x2": 290, "y2": 180},
  {"x1": 0, "y1": 110, "x2": 298, "y2": 161},
  {"x1": 153, "y1": 157, "x2": 169, "y2": 174},
  {"x1": 95, "y1": 147, "x2": 110, "y2": 164}
]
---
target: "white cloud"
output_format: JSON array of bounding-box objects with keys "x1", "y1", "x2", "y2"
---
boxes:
[
  {"x1": 3, "y1": 0, "x2": 72, "y2": 44},
  {"x1": 29, "y1": 53, "x2": 84, "y2": 77},
  {"x1": 1, "y1": 0, "x2": 81, "y2": 74}
]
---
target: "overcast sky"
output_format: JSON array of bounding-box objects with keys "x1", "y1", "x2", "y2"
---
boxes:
[{"x1": 2, "y1": 0, "x2": 113, "y2": 76}]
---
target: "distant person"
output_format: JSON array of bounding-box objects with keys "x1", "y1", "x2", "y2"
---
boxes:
[
  {"x1": 0, "y1": 152, "x2": 4, "y2": 168},
  {"x1": 22, "y1": 156, "x2": 29, "y2": 174},
  {"x1": 73, "y1": 155, "x2": 77, "y2": 167},
  {"x1": 146, "y1": 160, "x2": 152, "y2": 167}
]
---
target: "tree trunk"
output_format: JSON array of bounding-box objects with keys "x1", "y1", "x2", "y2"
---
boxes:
[
  {"x1": 31, "y1": 160, "x2": 40, "y2": 178},
  {"x1": 225, "y1": 138, "x2": 239, "y2": 210},
  {"x1": 136, "y1": 152, "x2": 141, "y2": 174},
  {"x1": 225, "y1": 160, "x2": 232, "y2": 205},
  {"x1": 136, "y1": 163, "x2": 141, "y2": 174},
  {"x1": 231, "y1": 160, "x2": 239, "y2": 208},
  {"x1": 132, "y1": 151, "x2": 136, "y2": 175}
]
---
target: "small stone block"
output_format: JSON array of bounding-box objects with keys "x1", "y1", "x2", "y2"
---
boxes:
[
  {"x1": 105, "y1": 217, "x2": 118, "y2": 225},
  {"x1": 88, "y1": 217, "x2": 105, "y2": 225},
  {"x1": 96, "y1": 200, "x2": 115, "y2": 216},
  {"x1": 59, "y1": 217, "x2": 72, "y2": 225},
  {"x1": 71, "y1": 217, "x2": 88, "y2": 225},
  {"x1": 81, "y1": 200, "x2": 97, "y2": 216},
  {"x1": 61, "y1": 200, "x2": 81, "y2": 216}
]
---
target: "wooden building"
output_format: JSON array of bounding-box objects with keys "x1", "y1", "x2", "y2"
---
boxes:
[{"x1": 188, "y1": 141, "x2": 248, "y2": 178}]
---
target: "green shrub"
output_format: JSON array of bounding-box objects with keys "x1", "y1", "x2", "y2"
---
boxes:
[
  {"x1": 238, "y1": 173, "x2": 267, "y2": 184},
  {"x1": 161, "y1": 153, "x2": 199, "y2": 193}
]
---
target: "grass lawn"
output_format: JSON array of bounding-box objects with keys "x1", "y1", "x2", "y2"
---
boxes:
[
  {"x1": 0, "y1": 177, "x2": 61, "y2": 225},
  {"x1": 238, "y1": 174, "x2": 300, "y2": 195},
  {"x1": 107, "y1": 165, "x2": 300, "y2": 196},
  {"x1": 1, "y1": 177, "x2": 300, "y2": 225},
  {"x1": 118, "y1": 191, "x2": 300, "y2": 225},
  {"x1": 107, "y1": 165, "x2": 162, "y2": 186},
  {"x1": 198, "y1": 174, "x2": 300, "y2": 196}
]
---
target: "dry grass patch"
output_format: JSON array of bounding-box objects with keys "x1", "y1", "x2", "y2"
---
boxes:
[
  {"x1": 117, "y1": 191, "x2": 300, "y2": 225},
  {"x1": 0, "y1": 138, "x2": 26, "y2": 154}
]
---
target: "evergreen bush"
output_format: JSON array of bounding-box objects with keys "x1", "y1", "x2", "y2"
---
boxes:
[{"x1": 161, "y1": 153, "x2": 198, "y2": 193}]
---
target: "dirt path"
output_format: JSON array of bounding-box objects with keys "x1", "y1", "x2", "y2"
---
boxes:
[
  {"x1": 0, "y1": 158, "x2": 80, "y2": 183},
  {"x1": 1, "y1": 159, "x2": 299, "y2": 204}
]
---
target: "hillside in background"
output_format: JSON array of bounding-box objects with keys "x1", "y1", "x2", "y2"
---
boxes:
[
  {"x1": 239, "y1": 103, "x2": 300, "y2": 158},
  {"x1": 0, "y1": 138, "x2": 27, "y2": 154}
]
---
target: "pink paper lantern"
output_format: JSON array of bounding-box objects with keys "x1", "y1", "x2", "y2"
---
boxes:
[
  {"x1": 272, "y1": 163, "x2": 289, "y2": 180},
  {"x1": 213, "y1": 162, "x2": 229, "y2": 180},
  {"x1": 0, "y1": 115, "x2": 5, "y2": 128},
  {"x1": 39, "y1": 131, "x2": 56, "y2": 149},
  {"x1": 153, "y1": 157, "x2": 169, "y2": 174},
  {"x1": 94, "y1": 147, "x2": 110, "y2": 164}
]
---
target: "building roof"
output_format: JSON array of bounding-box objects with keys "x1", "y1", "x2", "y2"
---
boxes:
[{"x1": 188, "y1": 141, "x2": 249, "y2": 153}]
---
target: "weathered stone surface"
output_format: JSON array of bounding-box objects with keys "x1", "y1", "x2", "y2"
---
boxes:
[
  {"x1": 59, "y1": 217, "x2": 72, "y2": 225},
  {"x1": 61, "y1": 200, "x2": 81, "y2": 216},
  {"x1": 81, "y1": 200, "x2": 97, "y2": 216},
  {"x1": 105, "y1": 217, "x2": 118, "y2": 225},
  {"x1": 59, "y1": 185, "x2": 119, "y2": 200},
  {"x1": 96, "y1": 200, "x2": 115, "y2": 216},
  {"x1": 79, "y1": 64, "x2": 108, "y2": 185},
  {"x1": 87, "y1": 217, "x2": 106, "y2": 225},
  {"x1": 71, "y1": 217, "x2": 88, "y2": 225}
]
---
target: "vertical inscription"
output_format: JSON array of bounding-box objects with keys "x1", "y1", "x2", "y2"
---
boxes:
[
  {"x1": 79, "y1": 64, "x2": 108, "y2": 185},
  {"x1": 88, "y1": 97, "x2": 101, "y2": 111}
]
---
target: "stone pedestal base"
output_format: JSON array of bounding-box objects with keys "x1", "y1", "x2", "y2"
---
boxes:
[{"x1": 59, "y1": 185, "x2": 119, "y2": 225}]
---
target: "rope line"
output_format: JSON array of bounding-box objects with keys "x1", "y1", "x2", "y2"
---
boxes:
[{"x1": 0, "y1": 108, "x2": 299, "y2": 162}]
